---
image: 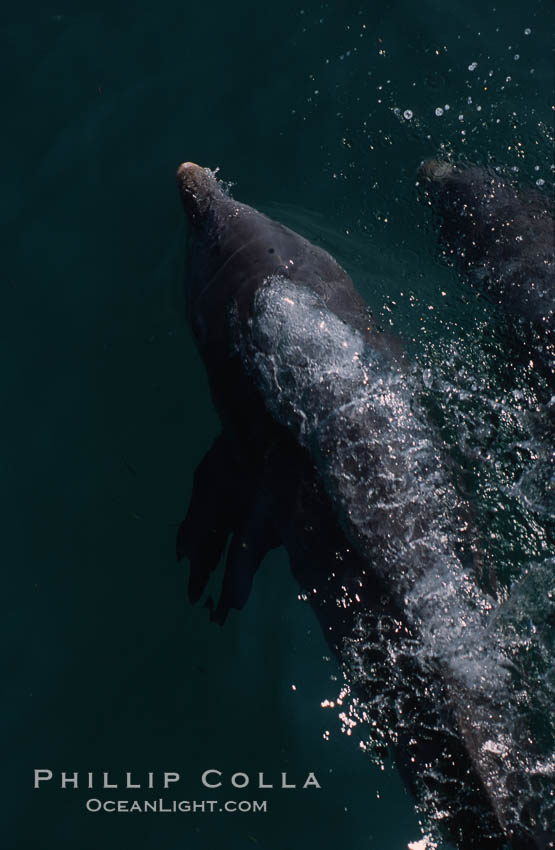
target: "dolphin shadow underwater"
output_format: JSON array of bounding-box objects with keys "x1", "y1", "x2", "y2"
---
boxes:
[{"x1": 174, "y1": 162, "x2": 555, "y2": 849}]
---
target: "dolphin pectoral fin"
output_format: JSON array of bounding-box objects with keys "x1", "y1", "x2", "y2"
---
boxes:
[
  {"x1": 177, "y1": 434, "x2": 282, "y2": 615},
  {"x1": 210, "y1": 491, "x2": 282, "y2": 625},
  {"x1": 184, "y1": 527, "x2": 230, "y2": 605},
  {"x1": 210, "y1": 532, "x2": 278, "y2": 625},
  {"x1": 177, "y1": 433, "x2": 248, "y2": 604}
]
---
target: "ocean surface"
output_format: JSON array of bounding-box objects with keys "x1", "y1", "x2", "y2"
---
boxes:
[{"x1": 4, "y1": 1, "x2": 554, "y2": 848}]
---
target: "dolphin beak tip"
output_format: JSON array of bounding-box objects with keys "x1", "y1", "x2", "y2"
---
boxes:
[
  {"x1": 418, "y1": 159, "x2": 454, "y2": 181},
  {"x1": 177, "y1": 161, "x2": 201, "y2": 183}
]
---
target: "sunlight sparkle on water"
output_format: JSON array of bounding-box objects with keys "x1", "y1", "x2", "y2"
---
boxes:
[{"x1": 408, "y1": 838, "x2": 435, "y2": 850}]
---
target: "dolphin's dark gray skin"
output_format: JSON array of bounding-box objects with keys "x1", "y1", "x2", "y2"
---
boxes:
[
  {"x1": 175, "y1": 162, "x2": 554, "y2": 850},
  {"x1": 419, "y1": 160, "x2": 554, "y2": 378}
]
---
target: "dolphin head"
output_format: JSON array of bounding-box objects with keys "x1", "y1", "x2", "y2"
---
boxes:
[
  {"x1": 417, "y1": 159, "x2": 502, "y2": 225},
  {"x1": 176, "y1": 162, "x2": 374, "y2": 362},
  {"x1": 176, "y1": 161, "x2": 230, "y2": 228},
  {"x1": 176, "y1": 162, "x2": 297, "y2": 356},
  {"x1": 417, "y1": 159, "x2": 528, "y2": 268},
  {"x1": 176, "y1": 162, "x2": 245, "y2": 346}
]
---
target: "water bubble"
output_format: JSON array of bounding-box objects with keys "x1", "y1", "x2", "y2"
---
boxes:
[
  {"x1": 536, "y1": 178, "x2": 545, "y2": 187},
  {"x1": 468, "y1": 62, "x2": 478, "y2": 71},
  {"x1": 403, "y1": 109, "x2": 414, "y2": 120},
  {"x1": 435, "y1": 107, "x2": 444, "y2": 117},
  {"x1": 524, "y1": 27, "x2": 531, "y2": 35},
  {"x1": 514, "y1": 54, "x2": 520, "y2": 61}
]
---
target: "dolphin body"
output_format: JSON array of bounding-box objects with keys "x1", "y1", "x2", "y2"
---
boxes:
[{"x1": 175, "y1": 162, "x2": 554, "y2": 849}]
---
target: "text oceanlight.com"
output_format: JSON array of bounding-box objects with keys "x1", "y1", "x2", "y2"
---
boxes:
[{"x1": 85, "y1": 799, "x2": 268, "y2": 813}]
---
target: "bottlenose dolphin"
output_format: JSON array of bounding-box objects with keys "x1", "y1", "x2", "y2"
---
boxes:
[
  {"x1": 419, "y1": 160, "x2": 554, "y2": 381},
  {"x1": 175, "y1": 162, "x2": 554, "y2": 849}
]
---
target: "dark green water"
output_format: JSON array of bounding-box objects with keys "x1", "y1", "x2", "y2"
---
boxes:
[{"x1": 4, "y1": 1, "x2": 554, "y2": 848}]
